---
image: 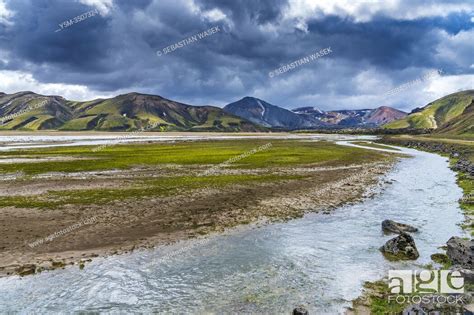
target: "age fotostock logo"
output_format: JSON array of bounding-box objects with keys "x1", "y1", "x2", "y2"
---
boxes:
[{"x1": 388, "y1": 270, "x2": 464, "y2": 294}]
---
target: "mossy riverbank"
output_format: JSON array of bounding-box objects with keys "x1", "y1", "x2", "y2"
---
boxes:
[{"x1": 0, "y1": 138, "x2": 397, "y2": 277}]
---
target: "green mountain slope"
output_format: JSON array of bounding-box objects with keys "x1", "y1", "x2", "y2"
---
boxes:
[
  {"x1": 0, "y1": 92, "x2": 264, "y2": 132},
  {"x1": 435, "y1": 99, "x2": 474, "y2": 135},
  {"x1": 384, "y1": 90, "x2": 474, "y2": 134},
  {"x1": 0, "y1": 92, "x2": 72, "y2": 130}
]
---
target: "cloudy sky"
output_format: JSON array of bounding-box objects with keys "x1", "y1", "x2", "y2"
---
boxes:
[{"x1": 0, "y1": 0, "x2": 473, "y2": 111}]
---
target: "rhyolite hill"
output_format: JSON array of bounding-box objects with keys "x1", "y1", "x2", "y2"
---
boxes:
[
  {"x1": 384, "y1": 90, "x2": 474, "y2": 135},
  {"x1": 0, "y1": 92, "x2": 264, "y2": 132}
]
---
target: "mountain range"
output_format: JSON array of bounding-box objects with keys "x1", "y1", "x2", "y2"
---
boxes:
[
  {"x1": 223, "y1": 97, "x2": 407, "y2": 129},
  {"x1": 0, "y1": 90, "x2": 472, "y2": 134},
  {"x1": 0, "y1": 92, "x2": 264, "y2": 132},
  {"x1": 292, "y1": 105, "x2": 407, "y2": 128}
]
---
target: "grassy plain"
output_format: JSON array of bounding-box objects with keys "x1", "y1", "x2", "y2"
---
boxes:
[{"x1": 0, "y1": 138, "x2": 396, "y2": 276}]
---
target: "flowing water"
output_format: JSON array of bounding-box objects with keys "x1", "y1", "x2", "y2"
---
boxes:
[{"x1": 0, "y1": 144, "x2": 467, "y2": 314}]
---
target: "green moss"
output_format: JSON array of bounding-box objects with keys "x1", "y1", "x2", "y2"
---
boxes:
[
  {"x1": 370, "y1": 296, "x2": 406, "y2": 315},
  {"x1": 362, "y1": 281, "x2": 407, "y2": 315},
  {"x1": 0, "y1": 174, "x2": 304, "y2": 209},
  {"x1": 380, "y1": 251, "x2": 416, "y2": 261},
  {"x1": 430, "y1": 253, "x2": 452, "y2": 268},
  {"x1": 0, "y1": 139, "x2": 392, "y2": 209},
  {"x1": 0, "y1": 140, "x2": 390, "y2": 175},
  {"x1": 423, "y1": 263, "x2": 434, "y2": 270},
  {"x1": 457, "y1": 172, "x2": 474, "y2": 235}
]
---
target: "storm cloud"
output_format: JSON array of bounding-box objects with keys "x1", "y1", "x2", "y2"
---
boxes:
[{"x1": 0, "y1": 0, "x2": 473, "y2": 111}]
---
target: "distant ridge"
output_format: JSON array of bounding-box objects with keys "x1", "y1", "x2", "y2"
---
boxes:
[{"x1": 293, "y1": 106, "x2": 407, "y2": 128}]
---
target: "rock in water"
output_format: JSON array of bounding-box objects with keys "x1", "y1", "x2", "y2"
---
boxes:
[
  {"x1": 293, "y1": 306, "x2": 309, "y2": 315},
  {"x1": 380, "y1": 233, "x2": 420, "y2": 260},
  {"x1": 446, "y1": 237, "x2": 473, "y2": 268},
  {"x1": 382, "y1": 219, "x2": 418, "y2": 234}
]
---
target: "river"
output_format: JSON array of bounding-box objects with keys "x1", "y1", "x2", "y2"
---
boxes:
[{"x1": 0, "y1": 140, "x2": 467, "y2": 314}]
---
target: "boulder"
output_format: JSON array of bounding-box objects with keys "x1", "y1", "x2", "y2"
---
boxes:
[
  {"x1": 382, "y1": 219, "x2": 418, "y2": 234},
  {"x1": 380, "y1": 233, "x2": 420, "y2": 260},
  {"x1": 446, "y1": 237, "x2": 474, "y2": 269},
  {"x1": 293, "y1": 306, "x2": 309, "y2": 315},
  {"x1": 452, "y1": 158, "x2": 474, "y2": 177},
  {"x1": 451, "y1": 267, "x2": 474, "y2": 284}
]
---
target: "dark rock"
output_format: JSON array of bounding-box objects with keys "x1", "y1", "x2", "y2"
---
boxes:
[
  {"x1": 446, "y1": 237, "x2": 474, "y2": 269},
  {"x1": 382, "y1": 219, "x2": 418, "y2": 234},
  {"x1": 403, "y1": 304, "x2": 426, "y2": 314},
  {"x1": 16, "y1": 264, "x2": 36, "y2": 276},
  {"x1": 402, "y1": 296, "x2": 469, "y2": 314},
  {"x1": 453, "y1": 158, "x2": 474, "y2": 176},
  {"x1": 380, "y1": 233, "x2": 420, "y2": 260},
  {"x1": 293, "y1": 306, "x2": 309, "y2": 315},
  {"x1": 451, "y1": 267, "x2": 474, "y2": 284}
]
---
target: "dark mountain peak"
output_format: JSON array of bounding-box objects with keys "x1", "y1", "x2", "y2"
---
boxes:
[
  {"x1": 224, "y1": 97, "x2": 324, "y2": 129},
  {"x1": 233, "y1": 96, "x2": 273, "y2": 108}
]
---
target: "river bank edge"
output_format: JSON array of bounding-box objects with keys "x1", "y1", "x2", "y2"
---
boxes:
[{"x1": 346, "y1": 136, "x2": 474, "y2": 315}]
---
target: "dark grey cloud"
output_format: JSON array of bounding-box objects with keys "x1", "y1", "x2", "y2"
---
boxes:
[{"x1": 0, "y1": 0, "x2": 473, "y2": 110}]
